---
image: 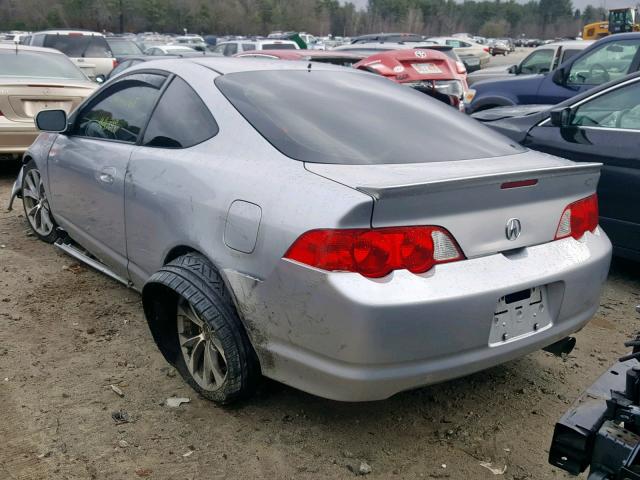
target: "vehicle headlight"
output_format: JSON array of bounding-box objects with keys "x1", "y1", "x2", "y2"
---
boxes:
[{"x1": 433, "y1": 80, "x2": 464, "y2": 98}]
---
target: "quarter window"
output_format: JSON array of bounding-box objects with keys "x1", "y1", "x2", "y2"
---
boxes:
[
  {"x1": 519, "y1": 49, "x2": 554, "y2": 74},
  {"x1": 143, "y1": 77, "x2": 218, "y2": 148},
  {"x1": 568, "y1": 40, "x2": 640, "y2": 85},
  {"x1": 242, "y1": 43, "x2": 256, "y2": 52},
  {"x1": 571, "y1": 80, "x2": 640, "y2": 130},
  {"x1": 224, "y1": 43, "x2": 238, "y2": 56},
  {"x1": 73, "y1": 73, "x2": 166, "y2": 143}
]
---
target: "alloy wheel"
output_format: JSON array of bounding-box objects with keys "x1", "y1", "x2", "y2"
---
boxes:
[
  {"x1": 23, "y1": 168, "x2": 55, "y2": 237},
  {"x1": 176, "y1": 296, "x2": 228, "y2": 391}
]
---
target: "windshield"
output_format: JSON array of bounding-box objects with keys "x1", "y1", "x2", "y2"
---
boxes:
[
  {"x1": 43, "y1": 34, "x2": 112, "y2": 58},
  {"x1": 216, "y1": 70, "x2": 523, "y2": 165},
  {"x1": 0, "y1": 50, "x2": 88, "y2": 80},
  {"x1": 107, "y1": 39, "x2": 142, "y2": 56}
]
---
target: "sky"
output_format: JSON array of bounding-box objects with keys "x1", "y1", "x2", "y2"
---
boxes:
[{"x1": 346, "y1": 0, "x2": 631, "y2": 10}]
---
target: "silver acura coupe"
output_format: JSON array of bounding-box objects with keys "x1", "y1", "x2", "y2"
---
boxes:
[{"x1": 9, "y1": 58, "x2": 612, "y2": 403}]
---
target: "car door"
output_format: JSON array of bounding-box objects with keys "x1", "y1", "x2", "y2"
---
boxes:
[
  {"x1": 536, "y1": 38, "x2": 640, "y2": 105},
  {"x1": 47, "y1": 72, "x2": 167, "y2": 278},
  {"x1": 124, "y1": 75, "x2": 219, "y2": 286},
  {"x1": 524, "y1": 78, "x2": 640, "y2": 257}
]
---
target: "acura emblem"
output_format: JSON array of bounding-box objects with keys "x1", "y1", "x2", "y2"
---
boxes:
[
  {"x1": 505, "y1": 218, "x2": 522, "y2": 241},
  {"x1": 414, "y1": 50, "x2": 427, "y2": 58}
]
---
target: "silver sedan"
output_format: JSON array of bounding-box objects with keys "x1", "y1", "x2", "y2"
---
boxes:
[{"x1": 10, "y1": 58, "x2": 612, "y2": 403}]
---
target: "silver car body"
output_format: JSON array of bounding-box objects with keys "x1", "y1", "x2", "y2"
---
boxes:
[{"x1": 13, "y1": 58, "x2": 611, "y2": 401}]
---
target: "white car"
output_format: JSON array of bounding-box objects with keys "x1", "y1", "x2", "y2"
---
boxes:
[
  {"x1": 213, "y1": 39, "x2": 299, "y2": 56},
  {"x1": 427, "y1": 36, "x2": 491, "y2": 69},
  {"x1": 28, "y1": 30, "x2": 116, "y2": 80},
  {"x1": 145, "y1": 45, "x2": 197, "y2": 56}
]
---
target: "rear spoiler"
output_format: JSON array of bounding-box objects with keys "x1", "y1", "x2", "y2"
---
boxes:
[{"x1": 356, "y1": 163, "x2": 602, "y2": 200}]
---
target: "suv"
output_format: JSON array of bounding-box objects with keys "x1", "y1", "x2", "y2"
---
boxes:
[
  {"x1": 468, "y1": 40, "x2": 593, "y2": 85},
  {"x1": 28, "y1": 30, "x2": 115, "y2": 80},
  {"x1": 468, "y1": 33, "x2": 640, "y2": 113},
  {"x1": 212, "y1": 39, "x2": 299, "y2": 56}
]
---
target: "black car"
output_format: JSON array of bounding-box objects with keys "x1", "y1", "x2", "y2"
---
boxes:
[{"x1": 473, "y1": 71, "x2": 640, "y2": 261}]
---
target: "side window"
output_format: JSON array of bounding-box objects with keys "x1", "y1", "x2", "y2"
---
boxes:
[
  {"x1": 560, "y1": 48, "x2": 581, "y2": 64},
  {"x1": 224, "y1": 43, "x2": 238, "y2": 56},
  {"x1": 519, "y1": 49, "x2": 554, "y2": 74},
  {"x1": 143, "y1": 76, "x2": 218, "y2": 148},
  {"x1": 460, "y1": 41, "x2": 471, "y2": 48},
  {"x1": 30, "y1": 34, "x2": 44, "y2": 46},
  {"x1": 571, "y1": 80, "x2": 640, "y2": 130},
  {"x1": 73, "y1": 73, "x2": 166, "y2": 143},
  {"x1": 568, "y1": 40, "x2": 640, "y2": 86},
  {"x1": 213, "y1": 44, "x2": 226, "y2": 54},
  {"x1": 445, "y1": 40, "x2": 462, "y2": 48},
  {"x1": 242, "y1": 43, "x2": 256, "y2": 52}
]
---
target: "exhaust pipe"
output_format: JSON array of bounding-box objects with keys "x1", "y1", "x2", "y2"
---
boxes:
[{"x1": 543, "y1": 336, "x2": 576, "y2": 357}]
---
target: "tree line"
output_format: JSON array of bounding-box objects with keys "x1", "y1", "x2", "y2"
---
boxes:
[{"x1": 0, "y1": 0, "x2": 608, "y2": 38}]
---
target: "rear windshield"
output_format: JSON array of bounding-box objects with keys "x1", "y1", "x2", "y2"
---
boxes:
[
  {"x1": 43, "y1": 34, "x2": 112, "y2": 58},
  {"x1": 107, "y1": 39, "x2": 142, "y2": 56},
  {"x1": 216, "y1": 70, "x2": 523, "y2": 165},
  {"x1": 0, "y1": 50, "x2": 87, "y2": 80},
  {"x1": 262, "y1": 43, "x2": 296, "y2": 50}
]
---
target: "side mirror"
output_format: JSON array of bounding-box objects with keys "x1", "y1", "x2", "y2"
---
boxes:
[
  {"x1": 35, "y1": 109, "x2": 67, "y2": 132},
  {"x1": 549, "y1": 107, "x2": 573, "y2": 127},
  {"x1": 552, "y1": 67, "x2": 566, "y2": 85},
  {"x1": 95, "y1": 74, "x2": 106, "y2": 84},
  {"x1": 507, "y1": 64, "x2": 518, "y2": 74}
]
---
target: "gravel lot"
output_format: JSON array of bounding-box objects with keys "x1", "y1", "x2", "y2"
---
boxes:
[{"x1": 1, "y1": 57, "x2": 639, "y2": 478}]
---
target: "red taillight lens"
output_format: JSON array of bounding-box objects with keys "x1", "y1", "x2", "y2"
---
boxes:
[
  {"x1": 284, "y1": 226, "x2": 464, "y2": 278},
  {"x1": 483, "y1": 46, "x2": 490, "y2": 53},
  {"x1": 112, "y1": 59, "x2": 119, "y2": 69},
  {"x1": 555, "y1": 194, "x2": 599, "y2": 240}
]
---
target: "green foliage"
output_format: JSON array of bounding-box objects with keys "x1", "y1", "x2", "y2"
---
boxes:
[{"x1": 0, "y1": 0, "x2": 588, "y2": 37}]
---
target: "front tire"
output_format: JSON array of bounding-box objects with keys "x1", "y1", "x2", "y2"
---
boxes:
[
  {"x1": 21, "y1": 160, "x2": 60, "y2": 243},
  {"x1": 143, "y1": 253, "x2": 260, "y2": 404}
]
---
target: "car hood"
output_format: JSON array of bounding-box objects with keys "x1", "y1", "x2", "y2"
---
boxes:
[
  {"x1": 471, "y1": 65, "x2": 511, "y2": 76},
  {"x1": 472, "y1": 104, "x2": 552, "y2": 121},
  {"x1": 473, "y1": 73, "x2": 545, "y2": 90}
]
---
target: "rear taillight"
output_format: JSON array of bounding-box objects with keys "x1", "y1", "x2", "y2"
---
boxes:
[
  {"x1": 483, "y1": 46, "x2": 490, "y2": 53},
  {"x1": 555, "y1": 194, "x2": 599, "y2": 240},
  {"x1": 456, "y1": 61, "x2": 467, "y2": 74},
  {"x1": 112, "y1": 59, "x2": 118, "y2": 69},
  {"x1": 284, "y1": 226, "x2": 464, "y2": 278}
]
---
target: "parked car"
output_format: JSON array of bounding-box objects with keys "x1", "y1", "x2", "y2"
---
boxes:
[
  {"x1": 487, "y1": 39, "x2": 509, "y2": 56},
  {"x1": 426, "y1": 36, "x2": 491, "y2": 70},
  {"x1": 173, "y1": 35, "x2": 207, "y2": 51},
  {"x1": 350, "y1": 33, "x2": 425, "y2": 44},
  {"x1": 353, "y1": 49, "x2": 469, "y2": 110},
  {"x1": 472, "y1": 71, "x2": 640, "y2": 261},
  {"x1": 0, "y1": 44, "x2": 95, "y2": 156},
  {"x1": 145, "y1": 45, "x2": 197, "y2": 55},
  {"x1": 468, "y1": 33, "x2": 640, "y2": 113},
  {"x1": 468, "y1": 41, "x2": 593, "y2": 86},
  {"x1": 213, "y1": 39, "x2": 299, "y2": 56},
  {"x1": 105, "y1": 36, "x2": 144, "y2": 59},
  {"x1": 27, "y1": 30, "x2": 116, "y2": 80},
  {"x1": 10, "y1": 57, "x2": 611, "y2": 404},
  {"x1": 234, "y1": 49, "x2": 362, "y2": 67}
]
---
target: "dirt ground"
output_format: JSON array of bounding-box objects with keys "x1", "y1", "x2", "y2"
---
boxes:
[{"x1": 1, "y1": 160, "x2": 639, "y2": 480}]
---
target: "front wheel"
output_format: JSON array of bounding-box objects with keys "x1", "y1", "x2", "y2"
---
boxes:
[{"x1": 21, "y1": 160, "x2": 60, "y2": 243}]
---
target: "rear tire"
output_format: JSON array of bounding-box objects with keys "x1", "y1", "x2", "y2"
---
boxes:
[
  {"x1": 21, "y1": 160, "x2": 60, "y2": 243},
  {"x1": 143, "y1": 253, "x2": 260, "y2": 404}
]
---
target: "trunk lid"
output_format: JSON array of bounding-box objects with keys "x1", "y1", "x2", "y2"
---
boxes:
[
  {"x1": 0, "y1": 81, "x2": 94, "y2": 123},
  {"x1": 305, "y1": 151, "x2": 601, "y2": 258}
]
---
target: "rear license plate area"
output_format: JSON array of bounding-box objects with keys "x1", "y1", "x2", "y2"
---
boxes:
[{"x1": 489, "y1": 286, "x2": 551, "y2": 346}]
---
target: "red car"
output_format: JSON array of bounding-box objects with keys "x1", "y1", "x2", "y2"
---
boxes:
[
  {"x1": 354, "y1": 48, "x2": 473, "y2": 111},
  {"x1": 234, "y1": 49, "x2": 363, "y2": 67}
]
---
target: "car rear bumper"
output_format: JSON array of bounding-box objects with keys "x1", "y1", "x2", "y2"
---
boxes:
[
  {"x1": 228, "y1": 230, "x2": 611, "y2": 401},
  {"x1": 0, "y1": 121, "x2": 38, "y2": 153}
]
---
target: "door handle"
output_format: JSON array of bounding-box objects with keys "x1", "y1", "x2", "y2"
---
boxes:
[{"x1": 98, "y1": 167, "x2": 116, "y2": 184}]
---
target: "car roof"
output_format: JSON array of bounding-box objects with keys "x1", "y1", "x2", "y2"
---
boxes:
[
  {"x1": 0, "y1": 43, "x2": 65, "y2": 55},
  {"x1": 543, "y1": 40, "x2": 593, "y2": 48},
  {"x1": 32, "y1": 30, "x2": 104, "y2": 37},
  {"x1": 142, "y1": 56, "x2": 353, "y2": 75}
]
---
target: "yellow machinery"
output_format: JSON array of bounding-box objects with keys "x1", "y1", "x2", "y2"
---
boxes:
[{"x1": 582, "y1": 7, "x2": 640, "y2": 40}]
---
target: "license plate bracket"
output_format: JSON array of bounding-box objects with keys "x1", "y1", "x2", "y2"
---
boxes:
[{"x1": 489, "y1": 286, "x2": 551, "y2": 346}]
